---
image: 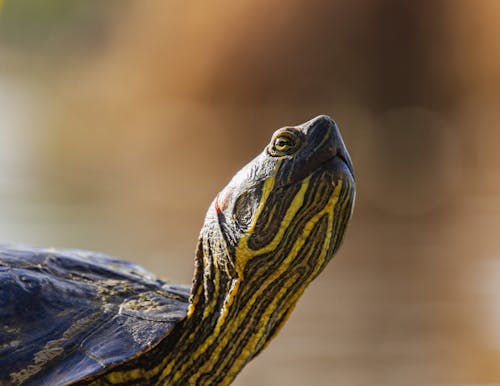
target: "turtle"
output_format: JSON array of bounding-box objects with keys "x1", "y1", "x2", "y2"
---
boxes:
[{"x1": 0, "y1": 115, "x2": 356, "y2": 386}]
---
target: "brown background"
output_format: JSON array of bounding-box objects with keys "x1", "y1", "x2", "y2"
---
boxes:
[{"x1": 1, "y1": 1, "x2": 500, "y2": 385}]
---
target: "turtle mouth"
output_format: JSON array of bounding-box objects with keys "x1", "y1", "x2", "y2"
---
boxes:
[
  {"x1": 335, "y1": 152, "x2": 355, "y2": 180},
  {"x1": 318, "y1": 151, "x2": 355, "y2": 183},
  {"x1": 273, "y1": 153, "x2": 354, "y2": 193}
]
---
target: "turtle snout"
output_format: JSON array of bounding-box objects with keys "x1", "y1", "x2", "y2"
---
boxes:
[{"x1": 304, "y1": 115, "x2": 355, "y2": 179}]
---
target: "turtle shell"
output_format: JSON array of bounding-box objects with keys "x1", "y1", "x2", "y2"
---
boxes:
[{"x1": 0, "y1": 246, "x2": 190, "y2": 386}]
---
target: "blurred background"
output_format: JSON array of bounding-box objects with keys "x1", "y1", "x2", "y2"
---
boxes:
[{"x1": 1, "y1": 1, "x2": 500, "y2": 385}]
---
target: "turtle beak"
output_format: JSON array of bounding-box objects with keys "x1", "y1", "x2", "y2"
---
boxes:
[
  {"x1": 335, "y1": 135, "x2": 355, "y2": 181},
  {"x1": 306, "y1": 115, "x2": 355, "y2": 181}
]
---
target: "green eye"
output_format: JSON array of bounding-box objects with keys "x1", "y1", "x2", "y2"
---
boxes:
[{"x1": 269, "y1": 130, "x2": 301, "y2": 156}]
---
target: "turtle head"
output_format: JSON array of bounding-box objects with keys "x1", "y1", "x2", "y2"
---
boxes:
[{"x1": 208, "y1": 115, "x2": 355, "y2": 280}]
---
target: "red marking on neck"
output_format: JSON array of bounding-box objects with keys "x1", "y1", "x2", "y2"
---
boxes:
[
  {"x1": 215, "y1": 196, "x2": 223, "y2": 214},
  {"x1": 215, "y1": 186, "x2": 233, "y2": 214}
]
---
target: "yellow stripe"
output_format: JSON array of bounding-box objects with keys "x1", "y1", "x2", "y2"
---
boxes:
[
  {"x1": 330, "y1": 178, "x2": 353, "y2": 255},
  {"x1": 234, "y1": 172, "x2": 307, "y2": 276},
  {"x1": 309, "y1": 186, "x2": 337, "y2": 279}
]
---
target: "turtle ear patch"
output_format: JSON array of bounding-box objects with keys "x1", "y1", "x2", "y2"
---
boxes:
[
  {"x1": 215, "y1": 184, "x2": 263, "y2": 233},
  {"x1": 232, "y1": 191, "x2": 253, "y2": 230}
]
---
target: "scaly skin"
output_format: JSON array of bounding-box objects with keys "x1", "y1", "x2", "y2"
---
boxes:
[{"x1": 79, "y1": 115, "x2": 356, "y2": 386}]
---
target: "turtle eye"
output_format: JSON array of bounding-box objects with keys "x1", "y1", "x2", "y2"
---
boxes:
[{"x1": 269, "y1": 130, "x2": 301, "y2": 157}]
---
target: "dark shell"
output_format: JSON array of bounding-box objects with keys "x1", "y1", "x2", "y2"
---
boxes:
[{"x1": 0, "y1": 246, "x2": 190, "y2": 386}]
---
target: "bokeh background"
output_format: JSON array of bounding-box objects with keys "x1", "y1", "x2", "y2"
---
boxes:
[{"x1": 1, "y1": 1, "x2": 500, "y2": 385}]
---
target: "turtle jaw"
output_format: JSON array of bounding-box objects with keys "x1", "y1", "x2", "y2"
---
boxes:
[
  {"x1": 321, "y1": 153, "x2": 355, "y2": 187},
  {"x1": 334, "y1": 135, "x2": 355, "y2": 181}
]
